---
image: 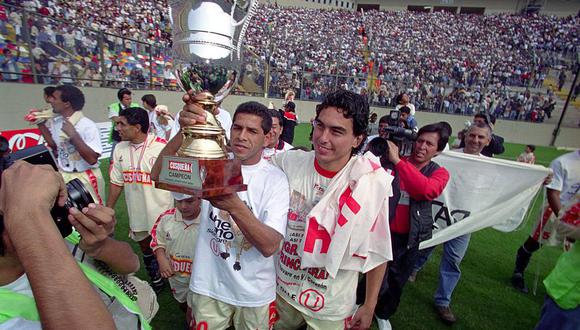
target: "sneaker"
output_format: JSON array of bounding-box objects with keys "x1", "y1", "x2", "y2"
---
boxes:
[
  {"x1": 435, "y1": 305, "x2": 457, "y2": 325},
  {"x1": 511, "y1": 273, "x2": 529, "y2": 294},
  {"x1": 408, "y1": 270, "x2": 418, "y2": 283},
  {"x1": 375, "y1": 316, "x2": 392, "y2": 330}
]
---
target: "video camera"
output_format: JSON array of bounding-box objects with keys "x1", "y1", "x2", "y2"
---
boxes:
[
  {"x1": 0, "y1": 145, "x2": 94, "y2": 237},
  {"x1": 379, "y1": 110, "x2": 417, "y2": 157}
]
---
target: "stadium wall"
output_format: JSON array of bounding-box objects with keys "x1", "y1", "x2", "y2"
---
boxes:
[{"x1": 0, "y1": 83, "x2": 578, "y2": 148}]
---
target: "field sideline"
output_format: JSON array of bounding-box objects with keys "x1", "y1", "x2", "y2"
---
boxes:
[{"x1": 101, "y1": 124, "x2": 570, "y2": 329}]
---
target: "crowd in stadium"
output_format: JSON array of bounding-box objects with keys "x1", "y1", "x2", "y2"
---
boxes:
[{"x1": 0, "y1": 0, "x2": 578, "y2": 123}]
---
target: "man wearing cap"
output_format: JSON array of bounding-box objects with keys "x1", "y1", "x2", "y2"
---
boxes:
[
  {"x1": 151, "y1": 192, "x2": 201, "y2": 312},
  {"x1": 280, "y1": 101, "x2": 298, "y2": 145}
]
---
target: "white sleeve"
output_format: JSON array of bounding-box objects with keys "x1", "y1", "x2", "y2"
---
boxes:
[
  {"x1": 261, "y1": 169, "x2": 290, "y2": 236},
  {"x1": 546, "y1": 158, "x2": 564, "y2": 192},
  {"x1": 79, "y1": 121, "x2": 103, "y2": 155},
  {"x1": 110, "y1": 146, "x2": 124, "y2": 186},
  {"x1": 169, "y1": 111, "x2": 181, "y2": 139}
]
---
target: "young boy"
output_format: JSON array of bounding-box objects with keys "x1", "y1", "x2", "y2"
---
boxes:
[
  {"x1": 517, "y1": 144, "x2": 536, "y2": 164},
  {"x1": 151, "y1": 192, "x2": 202, "y2": 312}
]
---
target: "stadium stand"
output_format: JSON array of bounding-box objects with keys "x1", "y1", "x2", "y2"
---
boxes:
[{"x1": 0, "y1": 0, "x2": 578, "y2": 124}]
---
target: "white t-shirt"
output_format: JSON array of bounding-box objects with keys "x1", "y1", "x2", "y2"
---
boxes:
[
  {"x1": 546, "y1": 151, "x2": 580, "y2": 204},
  {"x1": 110, "y1": 134, "x2": 173, "y2": 233},
  {"x1": 171, "y1": 108, "x2": 233, "y2": 140},
  {"x1": 262, "y1": 140, "x2": 293, "y2": 161},
  {"x1": 46, "y1": 114, "x2": 102, "y2": 172},
  {"x1": 270, "y1": 150, "x2": 360, "y2": 320},
  {"x1": 189, "y1": 159, "x2": 289, "y2": 307}
]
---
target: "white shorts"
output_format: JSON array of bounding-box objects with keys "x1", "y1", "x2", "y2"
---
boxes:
[
  {"x1": 168, "y1": 277, "x2": 189, "y2": 304},
  {"x1": 129, "y1": 230, "x2": 150, "y2": 242},
  {"x1": 274, "y1": 295, "x2": 350, "y2": 330},
  {"x1": 187, "y1": 291, "x2": 277, "y2": 330}
]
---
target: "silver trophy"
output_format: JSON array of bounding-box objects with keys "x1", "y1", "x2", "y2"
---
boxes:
[{"x1": 157, "y1": 0, "x2": 257, "y2": 197}]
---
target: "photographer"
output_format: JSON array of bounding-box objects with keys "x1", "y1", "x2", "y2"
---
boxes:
[
  {"x1": 0, "y1": 161, "x2": 114, "y2": 329},
  {"x1": 0, "y1": 161, "x2": 148, "y2": 329},
  {"x1": 373, "y1": 123, "x2": 451, "y2": 329}
]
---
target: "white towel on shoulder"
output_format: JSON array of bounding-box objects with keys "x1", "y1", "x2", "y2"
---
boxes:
[{"x1": 299, "y1": 152, "x2": 394, "y2": 278}]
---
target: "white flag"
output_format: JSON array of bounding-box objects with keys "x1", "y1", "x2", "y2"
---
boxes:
[{"x1": 419, "y1": 151, "x2": 551, "y2": 250}]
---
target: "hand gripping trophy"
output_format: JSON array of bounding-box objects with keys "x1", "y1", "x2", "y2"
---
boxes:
[{"x1": 156, "y1": 0, "x2": 258, "y2": 197}]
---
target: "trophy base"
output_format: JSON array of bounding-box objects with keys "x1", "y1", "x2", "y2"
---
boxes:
[{"x1": 156, "y1": 155, "x2": 247, "y2": 198}]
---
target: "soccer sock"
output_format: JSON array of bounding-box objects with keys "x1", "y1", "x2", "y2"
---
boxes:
[{"x1": 514, "y1": 246, "x2": 533, "y2": 275}]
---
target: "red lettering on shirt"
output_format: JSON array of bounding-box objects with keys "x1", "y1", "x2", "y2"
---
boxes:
[
  {"x1": 122, "y1": 170, "x2": 152, "y2": 185},
  {"x1": 303, "y1": 217, "x2": 331, "y2": 254},
  {"x1": 337, "y1": 186, "x2": 361, "y2": 227}
]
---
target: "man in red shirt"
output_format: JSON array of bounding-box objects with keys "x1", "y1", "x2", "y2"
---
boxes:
[{"x1": 374, "y1": 122, "x2": 451, "y2": 329}]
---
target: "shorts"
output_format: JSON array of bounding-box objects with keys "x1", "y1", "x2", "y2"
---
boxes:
[
  {"x1": 274, "y1": 295, "x2": 350, "y2": 330},
  {"x1": 187, "y1": 291, "x2": 276, "y2": 330},
  {"x1": 61, "y1": 168, "x2": 105, "y2": 205},
  {"x1": 129, "y1": 230, "x2": 150, "y2": 242},
  {"x1": 168, "y1": 277, "x2": 189, "y2": 304}
]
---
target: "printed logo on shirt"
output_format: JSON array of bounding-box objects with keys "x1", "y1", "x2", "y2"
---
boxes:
[
  {"x1": 171, "y1": 255, "x2": 192, "y2": 275},
  {"x1": 207, "y1": 210, "x2": 235, "y2": 242},
  {"x1": 122, "y1": 170, "x2": 152, "y2": 184},
  {"x1": 298, "y1": 289, "x2": 325, "y2": 312}
]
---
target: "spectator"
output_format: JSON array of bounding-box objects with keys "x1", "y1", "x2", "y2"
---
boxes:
[
  {"x1": 517, "y1": 144, "x2": 537, "y2": 164},
  {"x1": 280, "y1": 101, "x2": 297, "y2": 144}
]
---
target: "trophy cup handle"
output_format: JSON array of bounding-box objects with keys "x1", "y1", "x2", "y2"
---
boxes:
[{"x1": 231, "y1": 0, "x2": 259, "y2": 60}]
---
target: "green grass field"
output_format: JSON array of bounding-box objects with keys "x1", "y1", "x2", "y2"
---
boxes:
[{"x1": 101, "y1": 124, "x2": 570, "y2": 329}]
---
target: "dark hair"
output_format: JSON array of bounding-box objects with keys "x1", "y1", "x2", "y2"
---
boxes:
[
  {"x1": 268, "y1": 108, "x2": 284, "y2": 127},
  {"x1": 43, "y1": 86, "x2": 56, "y2": 97},
  {"x1": 438, "y1": 121, "x2": 453, "y2": 138},
  {"x1": 0, "y1": 136, "x2": 9, "y2": 154},
  {"x1": 527, "y1": 144, "x2": 536, "y2": 152},
  {"x1": 417, "y1": 122, "x2": 451, "y2": 152},
  {"x1": 55, "y1": 85, "x2": 85, "y2": 111},
  {"x1": 141, "y1": 94, "x2": 157, "y2": 108},
  {"x1": 399, "y1": 106, "x2": 411, "y2": 115},
  {"x1": 233, "y1": 102, "x2": 272, "y2": 134},
  {"x1": 395, "y1": 92, "x2": 407, "y2": 104},
  {"x1": 378, "y1": 114, "x2": 390, "y2": 125},
  {"x1": 366, "y1": 137, "x2": 388, "y2": 157},
  {"x1": 285, "y1": 101, "x2": 296, "y2": 111},
  {"x1": 474, "y1": 113, "x2": 496, "y2": 125},
  {"x1": 316, "y1": 90, "x2": 369, "y2": 154},
  {"x1": 119, "y1": 107, "x2": 149, "y2": 133},
  {"x1": 117, "y1": 88, "x2": 131, "y2": 101}
]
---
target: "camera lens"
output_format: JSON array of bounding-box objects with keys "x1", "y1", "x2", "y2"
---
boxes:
[
  {"x1": 66, "y1": 178, "x2": 94, "y2": 211},
  {"x1": 50, "y1": 179, "x2": 94, "y2": 238}
]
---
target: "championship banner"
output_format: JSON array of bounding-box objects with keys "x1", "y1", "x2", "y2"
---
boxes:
[{"x1": 419, "y1": 151, "x2": 551, "y2": 250}]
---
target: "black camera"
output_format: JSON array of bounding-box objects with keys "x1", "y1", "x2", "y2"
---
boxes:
[
  {"x1": 379, "y1": 110, "x2": 417, "y2": 157},
  {"x1": 0, "y1": 145, "x2": 94, "y2": 237}
]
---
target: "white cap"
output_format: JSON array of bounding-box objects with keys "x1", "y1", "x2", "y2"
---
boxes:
[{"x1": 171, "y1": 192, "x2": 195, "y2": 201}]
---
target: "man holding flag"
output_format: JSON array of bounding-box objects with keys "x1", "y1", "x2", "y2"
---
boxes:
[{"x1": 410, "y1": 122, "x2": 493, "y2": 324}]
